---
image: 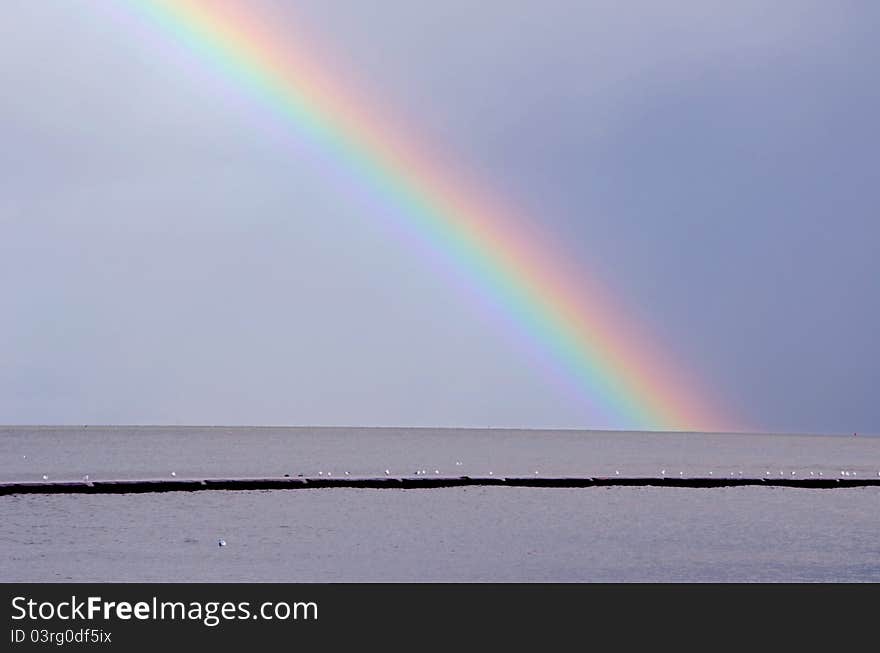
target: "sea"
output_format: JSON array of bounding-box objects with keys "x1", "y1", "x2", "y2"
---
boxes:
[{"x1": 1, "y1": 426, "x2": 878, "y2": 582}]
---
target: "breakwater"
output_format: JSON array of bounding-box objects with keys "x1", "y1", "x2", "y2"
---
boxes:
[{"x1": 1, "y1": 475, "x2": 878, "y2": 495}]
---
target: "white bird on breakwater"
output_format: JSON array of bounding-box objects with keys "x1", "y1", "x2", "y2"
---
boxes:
[
  {"x1": 170, "y1": 472, "x2": 176, "y2": 477},
  {"x1": 42, "y1": 474, "x2": 48, "y2": 480},
  {"x1": 218, "y1": 539, "x2": 226, "y2": 547},
  {"x1": 434, "y1": 470, "x2": 439, "y2": 474},
  {"x1": 385, "y1": 469, "x2": 390, "y2": 475}
]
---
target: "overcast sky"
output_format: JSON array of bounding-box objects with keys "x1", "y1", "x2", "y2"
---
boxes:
[{"x1": 1, "y1": 1, "x2": 877, "y2": 433}]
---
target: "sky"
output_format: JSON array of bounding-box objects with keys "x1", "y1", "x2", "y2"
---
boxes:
[{"x1": 1, "y1": 0, "x2": 877, "y2": 433}]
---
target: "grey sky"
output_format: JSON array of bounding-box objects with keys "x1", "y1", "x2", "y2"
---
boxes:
[{"x1": 1, "y1": 1, "x2": 877, "y2": 432}]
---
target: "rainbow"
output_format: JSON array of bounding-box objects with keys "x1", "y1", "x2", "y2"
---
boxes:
[{"x1": 126, "y1": 0, "x2": 727, "y2": 431}]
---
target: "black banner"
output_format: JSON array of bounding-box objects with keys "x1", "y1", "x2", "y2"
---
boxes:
[{"x1": 2, "y1": 583, "x2": 876, "y2": 650}]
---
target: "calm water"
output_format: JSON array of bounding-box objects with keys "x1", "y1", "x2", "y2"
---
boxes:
[{"x1": 1, "y1": 426, "x2": 878, "y2": 582}]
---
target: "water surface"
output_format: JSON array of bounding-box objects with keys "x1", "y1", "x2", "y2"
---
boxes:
[{"x1": 1, "y1": 427, "x2": 878, "y2": 582}]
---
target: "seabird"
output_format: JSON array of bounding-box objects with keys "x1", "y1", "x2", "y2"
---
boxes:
[
  {"x1": 42, "y1": 474, "x2": 48, "y2": 480},
  {"x1": 171, "y1": 472, "x2": 176, "y2": 477},
  {"x1": 218, "y1": 539, "x2": 226, "y2": 547},
  {"x1": 385, "y1": 469, "x2": 390, "y2": 475}
]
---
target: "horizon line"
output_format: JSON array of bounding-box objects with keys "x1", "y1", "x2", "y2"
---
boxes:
[{"x1": 0, "y1": 424, "x2": 873, "y2": 438}]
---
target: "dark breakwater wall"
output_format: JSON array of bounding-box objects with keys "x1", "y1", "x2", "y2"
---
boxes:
[{"x1": 1, "y1": 475, "x2": 878, "y2": 495}]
